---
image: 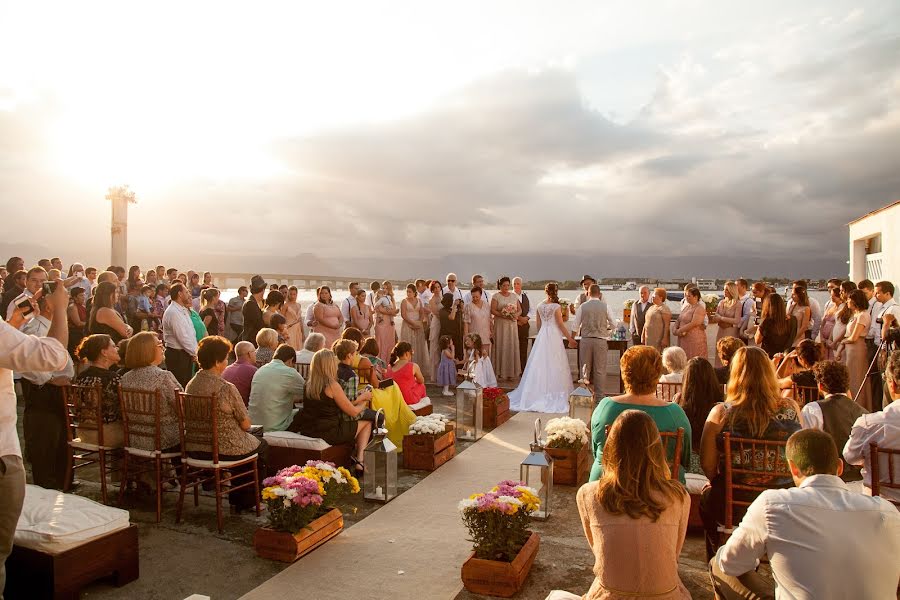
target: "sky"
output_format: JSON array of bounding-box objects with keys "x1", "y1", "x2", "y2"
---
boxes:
[{"x1": 1, "y1": 0, "x2": 899, "y2": 279}]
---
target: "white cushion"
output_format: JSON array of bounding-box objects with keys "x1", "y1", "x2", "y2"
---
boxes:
[
  {"x1": 685, "y1": 472, "x2": 709, "y2": 495},
  {"x1": 263, "y1": 430, "x2": 331, "y2": 451},
  {"x1": 15, "y1": 485, "x2": 130, "y2": 555},
  {"x1": 185, "y1": 453, "x2": 259, "y2": 468},
  {"x1": 408, "y1": 397, "x2": 432, "y2": 411},
  {"x1": 125, "y1": 447, "x2": 181, "y2": 459}
]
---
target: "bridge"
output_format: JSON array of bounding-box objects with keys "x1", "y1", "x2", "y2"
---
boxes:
[{"x1": 209, "y1": 273, "x2": 395, "y2": 290}]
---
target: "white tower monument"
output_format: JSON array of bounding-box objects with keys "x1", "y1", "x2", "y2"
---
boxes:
[{"x1": 106, "y1": 186, "x2": 136, "y2": 267}]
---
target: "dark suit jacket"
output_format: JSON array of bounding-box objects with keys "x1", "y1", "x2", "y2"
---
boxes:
[{"x1": 241, "y1": 297, "x2": 264, "y2": 344}]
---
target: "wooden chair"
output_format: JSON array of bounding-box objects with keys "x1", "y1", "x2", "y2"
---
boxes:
[
  {"x1": 605, "y1": 424, "x2": 684, "y2": 480},
  {"x1": 717, "y1": 433, "x2": 792, "y2": 545},
  {"x1": 657, "y1": 382, "x2": 682, "y2": 402},
  {"x1": 869, "y1": 442, "x2": 900, "y2": 508},
  {"x1": 176, "y1": 392, "x2": 260, "y2": 532},
  {"x1": 119, "y1": 386, "x2": 182, "y2": 522},
  {"x1": 62, "y1": 384, "x2": 123, "y2": 504},
  {"x1": 792, "y1": 384, "x2": 821, "y2": 407},
  {"x1": 295, "y1": 362, "x2": 311, "y2": 378}
]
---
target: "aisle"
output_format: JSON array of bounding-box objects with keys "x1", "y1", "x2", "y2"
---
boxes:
[{"x1": 241, "y1": 411, "x2": 561, "y2": 600}]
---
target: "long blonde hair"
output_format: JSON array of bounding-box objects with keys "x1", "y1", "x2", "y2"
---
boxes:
[
  {"x1": 305, "y1": 349, "x2": 338, "y2": 400},
  {"x1": 722, "y1": 281, "x2": 738, "y2": 309},
  {"x1": 597, "y1": 410, "x2": 685, "y2": 522},
  {"x1": 725, "y1": 346, "x2": 797, "y2": 437}
]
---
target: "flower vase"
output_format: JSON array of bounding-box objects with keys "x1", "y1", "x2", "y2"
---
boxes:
[
  {"x1": 253, "y1": 508, "x2": 343, "y2": 562},
  {"x1": 461, "y1": 532, "x2": 540, "y2": 597},
  {"x1": 402, "y1": 426, "x2": 456, "y2": 471}
]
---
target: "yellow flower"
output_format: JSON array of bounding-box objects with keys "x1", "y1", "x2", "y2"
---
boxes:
[{"x1": 261, "y1": 487, "x2": 277, "y2": 501}]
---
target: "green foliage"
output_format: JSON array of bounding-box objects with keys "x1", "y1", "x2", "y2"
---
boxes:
[{"x1": 462, "y1": 509, "x2": 532, "y2": 562}]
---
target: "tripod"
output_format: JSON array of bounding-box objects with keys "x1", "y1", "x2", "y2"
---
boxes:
[{"x1": 857, "y1": 337, "x2": 893, "y2": 406}]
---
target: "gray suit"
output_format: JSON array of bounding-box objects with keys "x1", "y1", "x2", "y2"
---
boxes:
[{"x1": 575, "y1": 299, "x2": 611, "y2": 393}]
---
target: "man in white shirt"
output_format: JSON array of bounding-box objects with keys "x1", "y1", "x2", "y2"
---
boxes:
[
  {"x1": 225, "y1": 285, "x2": 248, "y2": 341},
  {"x1": 629, "y1": 286, "x2": 652, "y2": 346},
  {"x1": 735, "y1": 278, "x2": 756, "y2": 343},
  {"x1": 463, "y1": 274, "x2": 491, "y2": 304},
  {"x1": 445, "y1": 273, "x2": 464, "y2": 303},
  {"x1": 415, "y1": 279, "x2": 432, "y2": 307},
  {"x1": 874, "y1": 281, "x2": 898, "y2": 408},
  {"x1": 843, "y1": 349, "x2": 900, "y2": 501},
  {"x1": 162, "y1": 282, "x2": 198, "y2": 387},
  {"x1": 365, "y1": 281, "x2": 380, "y2": 310},
  {"x1": 339, "y1": 282, "x2": 360, "y2": 329},
  {"x1": 711, "y1": 428, "x2": 900, "y2": 599}
]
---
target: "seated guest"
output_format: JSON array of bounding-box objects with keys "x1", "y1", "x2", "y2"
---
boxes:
[
  {"x1": 548, "y1": 411, "x2": 691, "y2": 600},
  {"x1": 843, "y1": 349, "x2": 900, "y2": 501},
  {"x1": 73, "y1": 334, "x2": 124, "y2": 446},
  {"x1": 290, "y1": 349, "x2": 373, "y2": 475},
  {"x1": 676, "y1": 357, "x2": 723, "y2": 475},
  {"x1": 270, "y1": 313, "x2": 288, "y2": 344},
  {"x1": 359, "y1": 337, "x2": 387, "y2": 375},
  {"x1": 659, "y1": 346, "x2": 687, "y2": 383},
  {"x1": 774, "y1": 338, "x2": 820, "y2": 397},
  {"x1": 221, "y1": 341, "x2": 258, "y2": 406},
  {"x1": 699, "y1": 346, "x2": 801, "y2": 560},
  {"x1": 184, "y1": 336, "x2": 267, "y2": 511},
  {"x1": 710, "y1": 429, "x2": 900, "y2": 600},
  {"x1": 296, "y1": 332, "x2": 325, "y2": 365},
  {"x1": 590, "y1": 346, "x2": 692, "y2": 484},
  {"x1": 713, "y1": 336, "x2": 744, "y2": 385},
  {"x1": 386, "y1": 341, "x2": 428, "y2": 406},
  {"x1": 340, "y1": 328, "x2": 376, "y2": 384},
  {"x1": 248, "y1": 344, "x2": 305, "y2": 432},
  {"x1": 254, "y1": 327, "x2": 278, "y2": 367},
  {"x1": 802, "y1": 360, "x2": 867, "y2": 484}
]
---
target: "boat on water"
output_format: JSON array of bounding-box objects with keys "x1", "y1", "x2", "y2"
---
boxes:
[
  {"x1": 695, "y1": 278, "x2": 718, "y2": 290},
  {"x1": 624, "y1": 281, "x2": 637, "y2": 291}
]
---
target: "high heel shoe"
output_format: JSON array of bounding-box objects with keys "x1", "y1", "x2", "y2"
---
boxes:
[{"x1": 349, "y1": 457, "x2": 365, "y2": 477}]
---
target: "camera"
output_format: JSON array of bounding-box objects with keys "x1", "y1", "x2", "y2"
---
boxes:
[
  {"x1": 42, "y1": 281, "x2": 58, "y2": 296},
  {"x1": 14, "y1": 293, "x2": 34, "y2": 317},
  {"x1": 886, "y1": 325, "x2": 900, "y2": 346}
]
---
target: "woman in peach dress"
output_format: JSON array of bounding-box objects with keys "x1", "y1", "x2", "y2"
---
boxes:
[
  {"x1": 427, "y1": 281, "x2": 444, "y2": 382},
  {"x1": 463, "y1": 287, "x2": 493, "y2": 358},
  {"x1": 349, "y1": 288, "x2": 372, "y2": 336},
  {"x1": 312, "y1": 286, "x2": 343, "y2": 349},
  {"x1": 490, "y1": 277, "x2": 521, "y2": 380},
  {"x1": 282, "y1": 286, "x2": 305, "y2": 350},
  {"x1": 674, "y1": 288, "x2": 707, "y2": 361},
  {"x1": 710, "y1": 281, "x2": 740, "y2": 367},
  {"x1": 374, "y1": 287, "x2": 398, "y2": 365},
  {"x1": 400, "y1": 284, "x2": 431, "y2": 382}
]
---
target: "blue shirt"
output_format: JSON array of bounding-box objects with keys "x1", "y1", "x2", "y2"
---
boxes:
[{"x1": 248, "y1": 359, "x2": 305, "y2": 431}]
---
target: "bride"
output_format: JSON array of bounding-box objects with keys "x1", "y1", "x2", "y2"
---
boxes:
[{"x1": 508, "y1": 283, "x2": 577, "y2": 413}]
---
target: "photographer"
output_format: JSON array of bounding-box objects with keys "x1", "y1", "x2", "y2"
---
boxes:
[{"x1": 874, "y1": 281, "x2": 899, "y2": 409}]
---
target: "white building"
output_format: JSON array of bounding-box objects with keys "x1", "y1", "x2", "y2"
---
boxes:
[{"x1": 848, "y1": 200, "x2": 899, "y2": 284}]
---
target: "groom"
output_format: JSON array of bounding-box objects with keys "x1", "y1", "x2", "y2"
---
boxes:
[{"x1": 574, "y1": 284, "x2": 611, "y2": 394}]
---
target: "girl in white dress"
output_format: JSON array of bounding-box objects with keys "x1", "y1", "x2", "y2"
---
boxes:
[{"x1": 464, "y1": 333, "x2": 497, "y2": 388}]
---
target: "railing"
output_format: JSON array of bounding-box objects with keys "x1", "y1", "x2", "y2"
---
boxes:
[{"x1": 866, "y1": 252, "x2": 883, "y2": 281}]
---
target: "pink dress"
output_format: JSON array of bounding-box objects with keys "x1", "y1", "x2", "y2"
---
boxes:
[
  {"x1": 374, "y1": 296, "x2": 397, "y2": 365},
  {"x1": 386, "y1": 362, "x2": 427, "y2": 406},
  {"x1": 677, "y1": 303, "x2": 708, "y2": 361},
  {"x1": 349, "y1": 301, "x2": 372, "y2": 335},
  {"x1": 313, "y1": 303, "x2": 343, "y2": 350},
  {"x1": 464, "y1": 300, "x2": 493, "y2": 354}
]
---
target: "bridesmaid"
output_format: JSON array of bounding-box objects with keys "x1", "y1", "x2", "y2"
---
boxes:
[
  {"x1": 789, "y1": 287, "x2": 811, "y2": 348},
  {"x1": 464, "y1": 286, "x2": 493, "y2": 358},
  {"x1": 262, "y1": 290, "x2": 284, "y2": 327},
  {"x1": 282, "y1": 286, "x2": 305, "y2": 350},
  {"x1": 820, "y1": 285, "x2": 841, "y2": 359},
  {"x1": 427, "y1": 281, "x2": 444, "y2": 381},
  {"x1": 674, "y1": 288, "x2": 707, "y2": 361},
  {"x1": 836, "y1": 289, "x2": 872, "y2": 411},
  {"x1": 642, "y1": 288, "x2": 671, "y2": 352},
  {"x1": 710, "y1": 281, "x2": 740, "y2": 367},
  {"x1": 349, "y1": 288, "x2": 373, "y2": 335},
  {"x1": 374, "y1": 288, "x2": 398, "y2": 365},
  {"x1": 400, "y1": 284, "x2": 431, "y2": 382},
  {"x1": 313, "y1": 286, "x2": 343, "y2": 350},
  {"x1": 490, "y1": 276, "x2": 521, "y2": 380}
]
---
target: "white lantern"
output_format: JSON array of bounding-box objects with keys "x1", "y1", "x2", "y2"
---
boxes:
[
  {"x1": 568, "y1": 385, "x2": 594, "y2": 426},
  {"x1": 455, "y1": 379, "x2": 483, "y2": 441},
  {"x1": 363, "y1": 413, "x2": 397, "y2": 503},
  {"x1": 519, "y1": 419, "x2": 553, "y2": 520}
]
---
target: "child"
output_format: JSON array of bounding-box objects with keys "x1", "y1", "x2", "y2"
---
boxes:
[
  {"x1": 437, "y1": 335, "x2": 458, "y2": 396},
  {"x1": 270, "y1": 313, "x2": 288, "y2": 345},
  {"x1": 464, "y1": 333, "x2": 497, "y2": 388},
  {"x1": 138, "y1": 285, "x2": 155, "y2": 332}
]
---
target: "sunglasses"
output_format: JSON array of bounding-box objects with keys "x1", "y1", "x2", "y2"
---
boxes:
[{"x1": 447, "y1": 279, "x2": 456, "y2": 283}]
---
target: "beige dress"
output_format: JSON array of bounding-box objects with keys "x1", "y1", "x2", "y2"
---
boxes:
[
  {"x1": 400, "y1": 298, "x2": 431, "y2": 382},
  {"x1": 491, "y1": 292, "x2": 521, "y2": 379},
  {"x1": 843, "y1": 311, "x2": 872, "y2": 411},
  {"x1": 790, "y1": 305, "x2": 811, "y2": 348},
  {"x1": 281, "y1": 300, "x2": 304, "y2": 350},
  {"x1": 642, "y1": 304, "x2": 671, "y2": 352},
  {"x1": 428, "y1": 298, "x2": 442, "y2": 382},
  {"x1": 464, "y1": 299, "x2": 493, "y2": 355},
  {"x1": 313, "y1": 302, "x2": 344, "y2": 350},
  {"x1": 714, "y1": 299, "x2": 741, "y2": 367},
  {"x1": 575, "y1": 482, "x2": 691, "y2": 600}
]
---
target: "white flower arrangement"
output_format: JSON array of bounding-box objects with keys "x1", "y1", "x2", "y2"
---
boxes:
[
  {"x1": 408, "y1": 414, "x2": 448, "y2": 436},
  {"x1": 544, "y1": 417, "x2": 589, "y2": 451}
]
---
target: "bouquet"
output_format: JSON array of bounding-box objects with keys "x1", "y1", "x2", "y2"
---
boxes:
[
  {"x1": 557, "y1": 299, "x2": 570, "y2": 311},
  {"x1": 500, "y1": 304, "x2": 518, "y2": 320},
  {"x1": 623, "y1": 299, "x2": 635, "y2": 310},
  {"x1": 459, "y1": 480, "x2": 541, "y2": 561},
  {"x1": 482, "y1": 386, "x2": 508, "y2": 404},
  {"x1": 544, "y1": 417, "x2": 589, "y2": 451},
  {"x1": 408, "y1": 413, "x2": 449, "y2": 436},
  {"x1": 702, "y1": 294, "x2": 720, "y2": 315},
  {"x1": 261, "y1": 461, "x2": 360, "y2": 533}
]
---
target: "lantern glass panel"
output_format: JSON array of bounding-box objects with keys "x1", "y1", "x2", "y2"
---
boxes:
[
  {"x1": 455, "y1": 383, "x2": 483, "y2": 441},
  {"x1": 363, "y1": 439, "x2": 397, "y2": 502},
  {"x1": 568, "y1": 395, "x2": 594, "y2": 425},
  {"x1": 520, "y1": 463, "x2": 552, "y2": 520}
]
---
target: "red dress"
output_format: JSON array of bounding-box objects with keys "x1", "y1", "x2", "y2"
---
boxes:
[{"x1": 386, "y1": 362, "x2": 426, "y2": 406}]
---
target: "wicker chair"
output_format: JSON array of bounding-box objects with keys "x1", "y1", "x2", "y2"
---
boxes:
[{"x1": 63, "y1": 384, "x2": 123, "y2": 504}]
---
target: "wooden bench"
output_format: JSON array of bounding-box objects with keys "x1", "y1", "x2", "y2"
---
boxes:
[{"x1": 266, "y1": 440, "x2": 354, "y2": 474}]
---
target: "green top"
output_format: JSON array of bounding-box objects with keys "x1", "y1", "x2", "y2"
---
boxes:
[
  {"x1": 189, "y1": 309, "x2": 208, "y2": 342},
  {"x1": 589, "y1": 397, "x2": 692, "y2": 484}
]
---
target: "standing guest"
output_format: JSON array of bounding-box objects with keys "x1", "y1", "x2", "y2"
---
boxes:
[
  {"x1": 262, "y1": 289, "x2": 284, "y2": 327},
  {"x1": 6, "y1": 266, "x2": 47, "y2": 322},
  {"x1": 84, "y1": 266, "x2": 98, "y2": 292},
  {"x1": 439, "y1": 294, "x2": 464, "y2": 363},
  {"x1": 820, "y1": 284, "x2": 842, "y2": 359},
  {"x1": 831, "y1": 280, "x2": 857, "y2": 358},
  {"x1": 789, "y1": 280, "x2": 823, "y2": 341},
  {"x1": 72, "y1": 334, "x2": 124, "y2": 446},
  {"x1": 282, "y1": 286, "x2": 304, "y2": 350},
  {"x1": 189, "y1": 272, "x2": 202, "y2": 299},
  {"x1": 490, "y1": 276, "x2": 521, "y2": 380},
  {"x1": 0, "y1": 269, "x2": 26, "y2": 319},
  {"x1": 713, "y1": 336, "x2": 744, "y2": 385},
  {"x1": 50, "y1": 257, "x2": 63, "y2": 273},
  {"x1": 857, "y1": 281, "x2": 879, "y2": 388},
  {"x1": 513, "y1": 277, "x2": 531, "y2": 369},
  {"x1": 185, "y1": 336, "x2": 267, "y2": 512},
  {"x1": 464, "y1": 286, "x2": 493, "y2": 359},
  {"x1": 165, "y1": 268, "x2": 178, "y2": 285},
  {"x1": 436, "y1": 336, "x2": 458, "y2": 396},
  {"x1": 659, "y1": 347, "x2": 688, "y2": 383},
  {"x1": 427, "y1": 281, "x2": 444, "y2": 378},
  {"x1": 373, "y1": 288, "x2": 398, "y2": 365},
  {"x1": 463, "y1": 274, "x2": 491, "y2": 304},
  {"x1": 126, "y1": 265, "x2": 143, "y2": 295},
  {"x1": 248, "y1": 344, "x2": 305, "y2": 432},
  {"x1": 199, "y1": 288, "x2": 221, "y2": 336},
  {"x1": 710, "y1": 428, "x2": 900, "y2": 600},
  {"x1": 548, "y1": 410, "x2": 691, "y2": 600},
  {"x1": 836, "y1": 289, "x2": 872, "y2": 411},
  {"x1": 297, "y1": 332, "x2": 326, "y2": 366},
  {"x1": 628, "y1": 286, "x2": 652, "y2": 347},
  {"x1": 674, "y1": 288, "x2": 707, "y2": 360},
  {"x1": 386, "y1": 341, "x2": 428, "y2": 406},
  {"x1": 339, "y1": 282, "x2": 360, "y2": 329},
  {"x1": 788, "y1": 285, "x2": 811, "y2": 348},
  {"x1": 154, "y1": 265, "x2": 166, "y2": 285},
  {"x1": 313, "y1": 286, "x2": 344, "y2": 350},
  {"x1": 0, "y1": 267, "x2": 5, "y2": 289},
  {"x1": 641, "y1": 288, "x2": 672, "y2": 352},
  {"x1": 574, "y1": 284, "x2": 611, "y2": 394},
  {"x1": 400, "y1": 284, "x2": 431, "y2": 382},
  {"x1": 161, "y1": 283, "x2": 198, "y2": 387},
  {"x1": 873, "y1": 281, "x2": 898, "y2": 408},
  {"x1": 754, "y1": 293, "x2": 796, "y2": 358},
  {"x1": 710, "y1": 281, "x2": 740, "y2": 367},
  {"x1": 64, "y1": 262, "x2": 91, "y2": 297},
  {"x1": 88, "y1": 281, "x2": 133, "y2": 343},
  {"x1": 365, "y1": 281, "x2": 381, "y2": 309},
  {"x1": 734, "y1": 278, "x2": 756, "y2": 344},
  {"x1": 222, "y1": 341, "x2": 257, "y2": 406},
  {"x1": 676, "y1": 358, "x2": 724, "y2": 474},
  {"x1": 254, "y1": 328, "x2": 279, "y2": 367},
  {"x1": 201, "y1": 272, "x2": 212, "y2": 288},
  {"x1": 1, "y1": 256, "x2": 24, "y2": 290},
  {"x1": 225, "y1": 285, "x2": 248, "y2": 342},
  {"x1": 574, "y1": 275, "x2": 596, "y2": 310},
  {"x1": 151, "y1": 283, "x2": 169, "y2": 335},
  {"x1": 349, "y1": 288, "x2": 373, "y2": 335},
  {"x1": 801, "y1": 360, "x2": 866, "y2": 484},
  {"x1": 213, "y1": 291, "x2": 226, "y2": 339},
  {"x1": 144, "y1": 269, "x2": 158, "y2": 287},
  {"x1": 38, "y1": 259, "x2": 52, "y2": 271},
  {"x1": 241, "y1": 275, "x2": 267, "y2": 345},
  {"x1": 67, "y1": 286, "x2": 87, "y2": 357},
  {"x1": 445, "y1": 273, "x2": 464, "y2": 303}
]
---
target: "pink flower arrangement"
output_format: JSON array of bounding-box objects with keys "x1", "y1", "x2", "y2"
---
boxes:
[{"x1": 459, "y1": 480, "x2": 541, "y2": 561}]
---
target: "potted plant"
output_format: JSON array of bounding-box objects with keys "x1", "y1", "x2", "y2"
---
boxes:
[
  {"x1": 253, "y1": 461, "x2": 360, "y2": 562},
  {"x1": 403, "y1": 414, "x2": 456, "y2": 471},
  {"x1": 481, "y1": 386, "x2": 511, "y2": 428},
  {"x1": 459, "y1": 480, "x2": 541, "y2": 597},
  {"x1": 623, "y1": 299, "x2": 635, "y2": 324},
  {"x1": 543, "y1": 417, "x2": 591, "y2": 485}
]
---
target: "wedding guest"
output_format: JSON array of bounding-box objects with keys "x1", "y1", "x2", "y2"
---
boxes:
[
  {"x1": 254, "y1": 328, "x2": 279, "y2": 367},
  {"x1": 549, "y1": 410, "x2": 691, "y2": 600},
  {"x1": 590, "y1": 346, "x2": 692, "y2": 483},
  {"x1": 513, "y1": 277, "x2": 531, "y2": 369},
  {"x1": 773, "y1": 339, "x2": 820, "y2": 397},
  {"x1": 754, "y1": 293, "x2": 796, "y2": 358},
  {"x1": 713, "y1": 336, "x2": 744, "y2": 385},
  {"x1": 165, "y1": 268, "x2": 178, "y2": 285},
  {"x1": 365, "y1": 281, "x2": 381, "y2": 309},
  {"x1": 241, "y1": 275, "x2": 267, "y2": 345},
  {"x1": 427, "y1": 281, "x2": 444, "y2": 379},
  {"x1": 400, "y1": 283, "x2": 431, "y2": 381},
  {"x1": 710, "y1": 428, "x2": 900, "y2": 600},
  {"x1": 735, "y1": 278, "x2": 757, "y2": 344},
  {"x1": 67, "y1": 286, "x2": 87, "y2": 357},
  {"x1": 437, "y1": 335, "x2": 458, "y2": 396},
  {"x1": 788, "y1": 285, "x2": 811, "y2": 348},
  {"x1": 349, "y1": 288, "x2": 373, "y2": 335},
  {"x1": 660, "y1": 347, "x2": 687, "y2": 383},
  {"x1": 710, "y1": 281, "x2": 740, "y2": 367},
  {"x1": 463, "y1": 274, "x2": 491, "y2": 304},
  {"x1": 126, "y1": 265, "x2": 143, "y2": 295},
  {"x1": 222, "y1": 341, "x2": 257, "y2": 405},
  {"x1": 248, "y1": 344, "x2": 305, "y2": 432},
  {"x1": 144, "y1": 269, "x2": 158, "y2": 287},
  {"x1": 574, "y1": 284, "x2": 610, "y2": 394},
  {"x1": 628, "y1": 286, "x2": 652, "y2": 347},
  {"x1": 463, "y1": 286, "x2": 493, "y2": 359},
  {"x1": 464, "y1": 333, "x2": 497, "y2": 388},
  {"x1": 836, "y1": 289, "x2": 872, "y2": 411},
  {"x1": 313, "y1": 286, "x2": 344, "y2": 350},
  {"x1": 490, "y1": 276, "x2": 521, "y2": 380},
  {"x1": 372, "y1": 287, "x2": 398, "y2": 365},
  {"x1": 199, "y1": 287, "x2": 221, "y2": 336},
  {"x1": 150, "y1": 283, "x2": 169, "y2": 333},
  {"x1": 387, "y1": 341, "x2": 428, "y2": 406},
  {"x1": 338, "y1": 282, "x2": 360, "y2": 329},
  {"x1": 874, "y1": 281, "x2": 899, "y2": 408},
  {"x1": 674, "y1": 288, "x2": 707, "y2": 361},
  {"x1": 445, "y1": 273, "x2": 464, "y2": 303},
  {"x1": 0, "y1": 269, "x2": 25, "y2": 319},
  {"x1": 675, "y1": 358, "x2": 723, "y2": 474},
  {"x1": 820, "y1": 284, "x2": 842, "y2": 359},
  {"x1": 642, "y1": 288, "x2": 672, "y2": 352},
  {"x1": 699, "y1": 346, "x2": 801, "y2": 559},
  {"x1": 161, "y1": 283, "x2": 197, "y2": 387},
  {"x1": 281, "y1": 286, "x2": 304, "y2": 350},
  {"x1": 224, "y1": 285, "x2": 247, "y2": 342},
  {"x1": 360, "y1": 337, "x2": 387, "y2": 375},
  {"x1": 87, "y1": 281, "x2": 133, "y2": 343},
  {"x1": 262, "y1": 289, "x2": 284, "y2": 327},
  {"x1": 297, "y1": 332, "x2": 326, "y2": 366},
  {"x1": 270, "y1": 313, "x2": 288, "y2": 345},
  {"x1": 575, "y1": 275, "x2": 596, "y2": 310},
  {"x1": 415, "y1": 279, "x2": 432, "y2": 310},
  {"x1": 189, "y1": 272, "x2": 201, "y2": 298}
]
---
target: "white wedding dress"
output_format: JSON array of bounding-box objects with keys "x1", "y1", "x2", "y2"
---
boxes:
[{"x1": 508, "y1": 302, "x2": 573, "y2": 413}]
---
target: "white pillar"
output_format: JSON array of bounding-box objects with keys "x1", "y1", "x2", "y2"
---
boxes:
[{"x1": 107, "y1": 186, "x2": 135, "y2": 268}]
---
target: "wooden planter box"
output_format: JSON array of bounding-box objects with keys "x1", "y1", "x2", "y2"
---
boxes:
[
  {"x1": 402, "y1": 427, "x2": 456, "y2": 471},
  {"x1": 461, "y1": 531, "x2": 540, "y2": 598},
  {"x1": 253, "y1": 508, "x2": 343, "y2": 562},
  {"x1": 483, "y1": 394, "x2": 511, "y2": 429},
  {"x1": 545, "y1": 443, "x2": 591, "y2": 486}
]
